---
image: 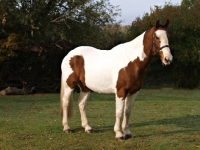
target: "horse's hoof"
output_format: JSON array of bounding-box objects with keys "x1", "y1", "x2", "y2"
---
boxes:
[
  {"x1": 116, "y1": 136, "x2": 125, "y2": 141},
  {"x1": 64, "y1": 129, "x2": 72, "y2": 133},
  {"x1": 86, "y1": 129, "x2": 93, "y2": 134},
  {"x1": 125, "y1": 134, "x2": 132, "y2": 140}
]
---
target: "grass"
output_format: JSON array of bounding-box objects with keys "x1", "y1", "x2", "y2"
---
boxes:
[{"x1": 0, "y1": 88, "x2": 200, "y2": 150}]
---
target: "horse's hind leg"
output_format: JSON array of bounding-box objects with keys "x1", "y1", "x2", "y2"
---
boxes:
[
  {"x1": 78, "y1": 91, "x2": 93, "y2": 133},
  {"x1": 62, "y1": 87, "x2": 74, "y2": 133}
]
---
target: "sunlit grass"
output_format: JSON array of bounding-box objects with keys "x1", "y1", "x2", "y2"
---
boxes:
[{"x1": 0, "y1": 88, "x2": 200, "y2": 150}]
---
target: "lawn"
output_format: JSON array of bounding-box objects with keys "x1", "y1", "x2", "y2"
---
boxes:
[{"x1": 0, "y1": 88, "x2": 200, "y2": 150}]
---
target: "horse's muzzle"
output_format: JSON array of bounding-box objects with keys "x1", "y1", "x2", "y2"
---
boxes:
[{"x1": 163, "y1": 56, "x2": 173, "y2": 66}]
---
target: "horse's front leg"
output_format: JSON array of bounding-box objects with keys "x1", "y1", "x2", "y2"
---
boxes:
[
  {"x1": 78, "y1": 92, "x2": 93, "y2": 133},
  {"x1": 114, "y1": 96, "x2": 125, "y2": 140},
  {"x1": 122, "y1": 92, "x2": 138, "y2": 139}
]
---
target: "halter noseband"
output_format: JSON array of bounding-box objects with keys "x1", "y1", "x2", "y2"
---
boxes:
[{"x1": 159, "y1": 45, "x2": 169, "y2": 50}]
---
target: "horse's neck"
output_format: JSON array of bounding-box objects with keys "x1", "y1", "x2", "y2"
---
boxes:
[
  {"x1": 123, "y1": 31, "x2": 154, "y2": 70},
  {"x1": 143, "y1": 28, "x2": 154, "y2": 51},
  {"x1": 124, "y1": 32, "x2": 145, "y2": 57}
]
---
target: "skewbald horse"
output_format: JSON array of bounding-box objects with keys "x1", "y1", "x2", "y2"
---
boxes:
[{"x1": 60, "y1": 20, "x2": 173, "y2": 140}]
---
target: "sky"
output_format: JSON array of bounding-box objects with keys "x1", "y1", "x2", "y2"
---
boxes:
[{"x1": 108, "y1": 0, "x2": 182, "y2": 25}]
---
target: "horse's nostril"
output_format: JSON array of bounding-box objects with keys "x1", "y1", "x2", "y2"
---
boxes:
[
  {"x1": 165, "y1": 58, "x2": 171, "y2": 63},
  {"x1": 164, "y1": 58, "x2": 172, "y2": 64}
]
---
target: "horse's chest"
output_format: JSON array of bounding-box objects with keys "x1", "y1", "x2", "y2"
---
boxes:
[{"x1": 116, "y1": 59, "x2": 145, "y2": 99}]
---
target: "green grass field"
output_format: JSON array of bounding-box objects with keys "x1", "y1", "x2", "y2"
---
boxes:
[{"x1": 0, "y1": 88, "x2": 200, "y2": 150}]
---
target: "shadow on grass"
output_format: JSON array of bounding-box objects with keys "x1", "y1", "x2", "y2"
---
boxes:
[
  {"x1": 132, "y1": 115, "x2": 200, "y2": 130},
  {"x1": 82, "y1": 115, "x2": 200, "y2": 135}
]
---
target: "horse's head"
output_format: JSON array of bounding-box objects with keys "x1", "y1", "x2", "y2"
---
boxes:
[{"x1": 152, "y1": 20, "x2": 173, "y2": 65}]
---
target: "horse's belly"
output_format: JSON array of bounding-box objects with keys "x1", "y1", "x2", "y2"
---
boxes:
[
  {"x1": 86, "y1": 81, "x2": 115, "y2": 93},
  {"x1": 85, "y1": 69, "x2": 116, "y2": 94}
]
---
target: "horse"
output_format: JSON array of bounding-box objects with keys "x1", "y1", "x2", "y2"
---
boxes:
[{"x1": 60, "y1": 20, "x2": 173, "y2": 140}]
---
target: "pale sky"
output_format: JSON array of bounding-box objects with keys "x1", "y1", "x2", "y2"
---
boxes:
[{"x1": 109, "y1": 0, "x2": 182, "y2": 25}]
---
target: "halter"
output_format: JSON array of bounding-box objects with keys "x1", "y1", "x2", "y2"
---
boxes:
[
  {"x1": 152, "y1": 34, "x2": 169, "y2": 54},
  {"x1": 159, "y1": 45, "x2": 169, "y2": 50}
]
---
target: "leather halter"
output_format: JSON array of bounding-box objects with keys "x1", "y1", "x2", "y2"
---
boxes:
[
  {"x1": 159, "y1": 45, "x2": 169, "y2": 50},
  {"x1": 152, "y1": 34, "x2": 169, "y2": 54}
]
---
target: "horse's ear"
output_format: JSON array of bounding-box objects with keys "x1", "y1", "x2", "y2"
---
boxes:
[
  {"x1": 163, "y1": 19, "x2": 169, "y2": 28},
  {"x1": 156, "y1": 20, "x2": 160, "y2": 29}
]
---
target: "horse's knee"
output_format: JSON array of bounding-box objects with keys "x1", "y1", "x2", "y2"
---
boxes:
[
  {"x1": 78, "y1": 92, "x2": 89, "y2": 109},
  {"x1": 78, "y1": 101, "x2": 85, "y2": 110},
  {"x1": 116, "y1": 105, "x2": 124, "y2": 118},
  {"x1": 116, "y1": 111, "x2": 123, "y2": 118},
  {"x1": 62, "y1": 99, "x2": 70, "y2": 109},
  {"x1": 124, "y1": 109, "x2": 131, "y2": 118}
]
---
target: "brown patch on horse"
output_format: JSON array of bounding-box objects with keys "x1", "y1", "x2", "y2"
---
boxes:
[
  {"x1": 116, "y1": 58, "x2": 145, "y2": 99},
  {"x1": 158, "y1": 51, "x2": 164, "y2": 62},
  {"x1": 66, "y1": 55, "x2": 90, "y2": 92},
  {"x1": 116, "y1": 23, "x2": 167, "y2": 99},
  {"x1": 144, "y1": 28, "x2": 160, "y2": 56}
]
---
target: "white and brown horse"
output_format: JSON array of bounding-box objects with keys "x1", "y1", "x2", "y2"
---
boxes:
[{"x1": 60, "y1": 20, "x2": 173, "y2": 140}]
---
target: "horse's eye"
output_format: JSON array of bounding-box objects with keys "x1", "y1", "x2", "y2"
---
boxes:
[{"x1": 156, "y1": 36, "x2": 159, "y2": 40}]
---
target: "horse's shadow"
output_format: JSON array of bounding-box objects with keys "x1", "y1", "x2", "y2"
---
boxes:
[
  {"x1": 133, "y1": 114, "x2": 200, "y2": 129},
  {"x1": 79, "y1": 114, "x2": 200, "y2": 137}
]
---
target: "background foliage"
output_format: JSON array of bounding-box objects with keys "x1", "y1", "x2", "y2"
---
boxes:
[
  {"x1": 128, "y1": 0, "x2": 200, "y2": 89},
  {"x1": 0, "y1": 0, "x2": 200, "y2": 92}
]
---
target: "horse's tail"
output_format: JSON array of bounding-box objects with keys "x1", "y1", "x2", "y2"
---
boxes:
[
  {"x1": 60, "y1": 74, "x2": 64, "y2": 117},
  {"x1": 60, "y1": 73, "x2": 73, "y2": 118}
]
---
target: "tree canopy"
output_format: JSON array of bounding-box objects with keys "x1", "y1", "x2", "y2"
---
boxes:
[
  {"x1": 0, "y1": 0, "x2": 123, "y2": 92},
  {"x1": 128, "y1": 0, "x2": 200, "y2": 88}
]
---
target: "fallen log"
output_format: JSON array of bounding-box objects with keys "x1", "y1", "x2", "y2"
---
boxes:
[{"x1": 0, "y1": 86, "x2": 35, "y2": 96}]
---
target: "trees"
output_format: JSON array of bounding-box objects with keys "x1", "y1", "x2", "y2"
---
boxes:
[
  {"x1": 172, "y1": 0, "x2": 200, "y2": 88},
  {"x1": 128, "y1": 0, "x2": 200, "y2": 88},
  {"x1": 0, "y1": 0, "x2": 121, "y2": 92},
  {"x1": 1, "y1": 0, "x2": 200, "y2": 91}
]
